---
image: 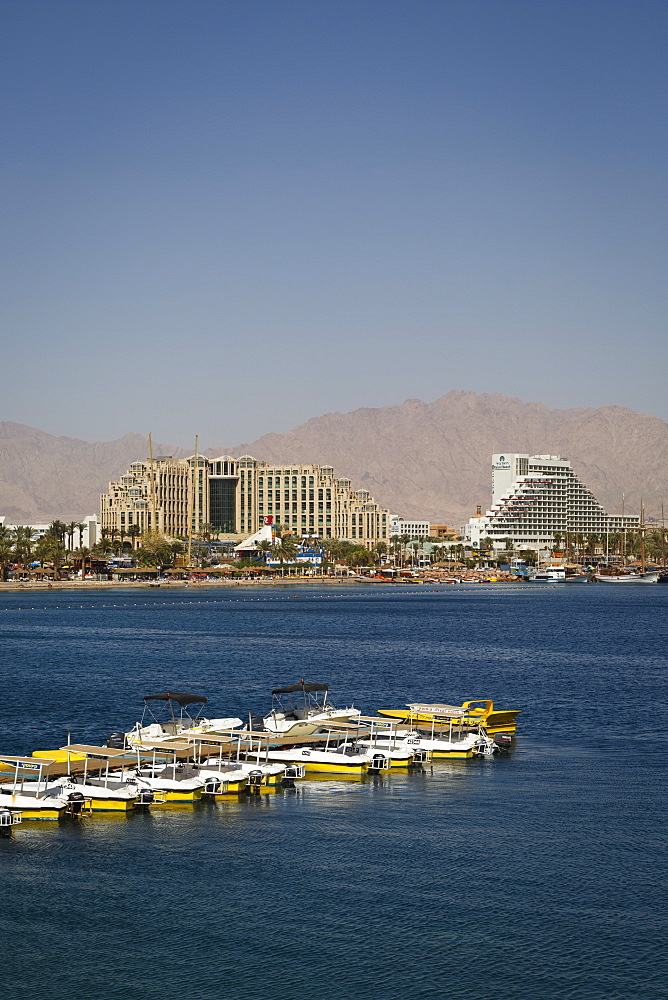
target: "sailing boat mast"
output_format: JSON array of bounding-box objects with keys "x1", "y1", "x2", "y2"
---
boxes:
[
  {"x1": 640, "y1": 498, "x2": 646, "y2": 574},
  {"x1": 621, "y1": 493, "x2": 626, "y2": 568}
]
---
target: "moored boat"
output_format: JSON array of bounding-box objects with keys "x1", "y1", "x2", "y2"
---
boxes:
[
  {"x1": 105, "y1": 744, "x2": 205, "y2": 803},
  {"x1": 528, "y1": 566, "x2": 566, "y2": 582},
  {"x1": 120, "y1": 692, "x2": 243, "y2": 750},
  {"x1": 377, "y1": 699, "x2": 521, "y2": 735},
  {"x1": 258, "y1": 681, "x2": 361, "y2": 738},
  {"x1": 386, "y1": 705, "x2": 498, "y2": 758},
  {"x1": 0, "y1": 756, "x2": 73, "y2": 820},
  {"x1": 593, "y1": 571, "x2": 659, "y2": 583},
  {"x1": 260, "y1": 725, "x2": 391, "y2": 775}
]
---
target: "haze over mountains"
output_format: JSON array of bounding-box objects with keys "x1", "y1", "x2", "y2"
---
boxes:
[{"x1": 1, "y1": 392, "x2": 667, "y2": 527}]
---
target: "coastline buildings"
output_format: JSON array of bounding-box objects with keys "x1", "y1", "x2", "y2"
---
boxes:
[
  {"x1": 101, "y1": 455, "x2": 391, "y2": 548},
  {"x1": 0, "y1": 515, "x2": 98, "y2": 548},
  {"x1": 389, "y1": 516, "x2": 430, "y2": 539},
  {"x1": 389, "y1": 518, "x2": 458, "y2": 540},
  {"x1": 463, "y1": 454, "x2": 639, "y2": 551}
]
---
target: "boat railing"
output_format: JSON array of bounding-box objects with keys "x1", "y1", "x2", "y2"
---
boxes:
[
  {"x1": 284, "y1": 764, "x2": 306, "y2": 780},
  {"x1": 0, "y1": 807, "x2": 22, "y2": 828}
]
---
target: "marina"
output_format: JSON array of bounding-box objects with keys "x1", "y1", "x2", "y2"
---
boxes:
[{"x1": 0, "y1": 696, "x2": 511, "y2": 821}]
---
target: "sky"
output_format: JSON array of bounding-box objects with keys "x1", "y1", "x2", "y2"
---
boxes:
[{"x1": 2, "y1": 0, "x2": 667, "y2": 449}]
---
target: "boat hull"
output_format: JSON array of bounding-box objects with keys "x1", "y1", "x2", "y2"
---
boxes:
[
  {"x1": 264, "y1": 749, "x2": 369, "y2": 775},
  {"x1": 203, "y1": 778, "x2": 248, "y2": 798},
  {"x1": 151, "y1": 788, "x2": 203, "y2": 803},
  {"x1": 0, "y1": 793, "x2": 65, "y2": 821},
  {"x1": 593, "y1": 573, "x2": 659, "y2": 583}
]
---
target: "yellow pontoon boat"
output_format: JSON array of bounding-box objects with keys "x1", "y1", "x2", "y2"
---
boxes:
[{"x1": 377, "y1": 699, "x2": 521, "y2": 734}]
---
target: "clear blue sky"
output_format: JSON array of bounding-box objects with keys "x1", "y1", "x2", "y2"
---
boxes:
[{"x1": 2, "y1": 0, "x2": 666, "y2": 448}]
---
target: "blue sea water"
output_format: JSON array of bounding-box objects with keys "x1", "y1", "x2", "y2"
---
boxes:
[{"x1": 0, "y1": 582, "x2": 666, "y2": 1000}]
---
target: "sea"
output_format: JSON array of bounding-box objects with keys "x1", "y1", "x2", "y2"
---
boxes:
[{"x1": 0, "y1": 582, "x2": 666, "y2": 1000}]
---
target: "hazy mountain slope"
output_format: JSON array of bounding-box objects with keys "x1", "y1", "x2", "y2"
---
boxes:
[
  {"x1": 226, "y1": 391, "x2": 668, "y2": 525},
  {"x1": 1, "y1": 392, "x2": 667, "y2": 525},
  {"x1": 0, "y1": 423, "x2": 186, "y2": 522}
]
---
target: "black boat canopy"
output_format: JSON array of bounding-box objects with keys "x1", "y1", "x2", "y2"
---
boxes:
[
  {"x1": 143, "y1": 693, "x2": 208, "y2": 706},
  {"x1": 271, "y1": 682, "x2": 328, "y2": 695}
]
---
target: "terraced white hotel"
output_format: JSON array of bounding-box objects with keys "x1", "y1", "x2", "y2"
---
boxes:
[
  {"x1": 101, "y1": 455, "x2": 390, "y2": 547},
  {"x1": 463, "y1": 454, "x2": 639, "y2": 550}
]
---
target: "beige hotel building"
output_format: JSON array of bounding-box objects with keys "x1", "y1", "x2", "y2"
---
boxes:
[{"x1": 100, "y1": 455, "x2": 390, "y2": 548}]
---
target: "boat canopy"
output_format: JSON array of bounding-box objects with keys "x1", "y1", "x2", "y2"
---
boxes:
[
  {"x1": 61, "y1": 744, "x2": 134, "y2": 758},
  {"x1": 271, "y1": 682, "x2": 328, "y2": 695},
  {"x1": 143, "y1": 693, "x2": 208, "y2": 706}
]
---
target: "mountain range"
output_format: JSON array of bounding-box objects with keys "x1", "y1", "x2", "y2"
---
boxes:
[{"x1": 1, "y1": 391, "x2": 667, "y2": 527}]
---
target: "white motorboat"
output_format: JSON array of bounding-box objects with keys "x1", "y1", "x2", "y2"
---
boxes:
[
  {"x1": 41, "y1": 744, "x2": 156, "y2": 811},
  {"x1": 259, "y1": 681, "x2": 361, "y2": 738},
  {"x1": 384, "y1": 705, "x2": 499, "y2": 758},
  {"x1": 117, "y1": 692, "x2": 243, "y2": 750},
  {"x1": 528, "y1": 566, "x2": 566, "y2": 582},
  {"x1": 183, "y1": 731, "x2": 304, "y2": 791},
  {"x1": 593, "y1": 571, "x2": 659, "y2": 583},
  {"x1": 0, "y1": 788, "x2": 69, "y2": 821},
  {"x1": 45, "y1": 775, "x2": 141, "y2": 812},
  {"x1": 0, "y1": 756, "x2": 77, "y2": 819},
  {"x1": 354, "y1": 716, "x2": 430, "y2": 766},
  {"x1": 107, "y1": 748, "x2": 206, "y2": 803},
  {"x1": 262, "y1": 743, "x2": 376, "y2": 775},
  {"x1": 261, "y1": 726, "x2": 393, "y2": 775}
]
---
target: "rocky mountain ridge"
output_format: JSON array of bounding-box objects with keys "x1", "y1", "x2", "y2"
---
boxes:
[{"x1": 1, "y1": 392, "x2": 666, "y2": 526}]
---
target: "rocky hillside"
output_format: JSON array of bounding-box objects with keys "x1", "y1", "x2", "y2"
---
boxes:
[
  {"x1": 1, "y1": 392, "x2": 667, "y2": 526},
  {"x1": 0, "y1": 423, "x2": 186, "y2": 523},
  {"x1": 225, "y1": 392, "x2": 668, "y2": 526}
]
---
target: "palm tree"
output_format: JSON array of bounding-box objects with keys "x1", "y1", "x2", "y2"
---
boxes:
[
  {"x1": 98, "y1": 529, "x2": 114, "y2": 557},
  {"x1": 256, "y1": 539, "x2": 273, "y2": 564},
  {"x1": 48, "y1": 537, "x2": 67, "y2": 580},
  {"x1": 373, "y1": 541, "x2": 387, "y2": 565},
  {"x1": 66, "y1": 521, "x2": 78, "y2": 552},
  {"x1": 11, "y1": 526, "x2": 33, "y2": 571},
  {"x1": 76, "y1": 546, "x2": 91, "y2": 578},
  {"x1": 273, "y1": 536, "x2": 298, "y2": 576},
  {"x1": 0, "y1": 525, "x2": 13, "y2": 581},
  {"x1": 49, "y1": 520, "x2": 68, "y2": 546},
  {"x1": 34, "y1": 536, "x2": 52, "y2": 571},
  {"x1": 586, "y1": 534, "x2": 600, "y2": 559}
]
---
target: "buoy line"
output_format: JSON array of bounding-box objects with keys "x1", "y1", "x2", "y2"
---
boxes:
[{"x1": 0, "y1": 584, "x2": 548, "y2": 613}]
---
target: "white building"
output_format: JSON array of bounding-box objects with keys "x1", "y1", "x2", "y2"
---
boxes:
[
  {"x1": 0, "y1": 516, "x2": 98, "y2": 549},
  {"x1": 463, "y1": 454, "x2": 639, "y2": 550},
  {"x1": 390, "y1": 516, "x2": 431, "y2": 538}
]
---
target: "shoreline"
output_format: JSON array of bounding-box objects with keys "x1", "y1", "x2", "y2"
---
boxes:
[{"x1": 0, "y1": 577, "x2": 388, "y2": 593}]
